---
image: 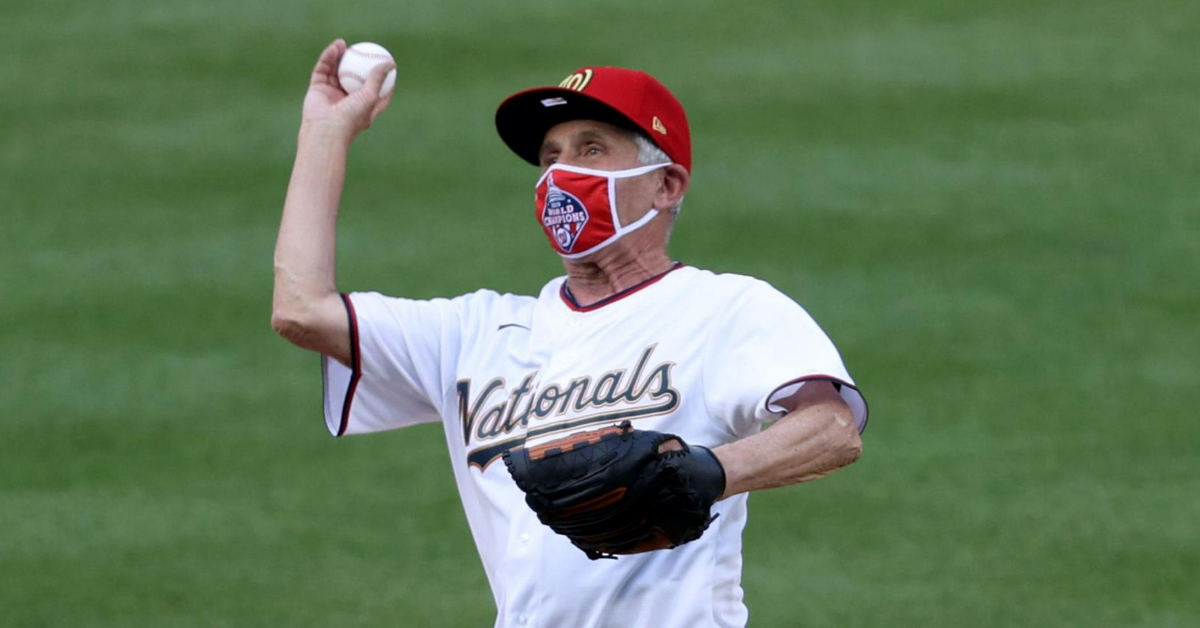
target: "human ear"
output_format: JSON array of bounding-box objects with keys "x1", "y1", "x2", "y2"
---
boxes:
[{"x1": 654, "y1": 165, "x2": 690, "y2": 211}]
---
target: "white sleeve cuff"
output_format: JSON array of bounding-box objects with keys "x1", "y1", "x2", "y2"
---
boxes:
[
  {"x1": 321, "y1": 293, "x2": 362, "y2": 437},
  {"x1": 765, "y1": 375, "x2": 869, "y2": 433}
]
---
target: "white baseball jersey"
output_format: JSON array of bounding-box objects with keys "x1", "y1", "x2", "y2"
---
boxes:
[{"x1": 321, "y1": 264, "x2": 867, "y2": 628}]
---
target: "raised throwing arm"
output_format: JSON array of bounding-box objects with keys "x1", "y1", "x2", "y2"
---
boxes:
[{"x1": 271, "y1": 40, "x2": 395, "y2": 365}]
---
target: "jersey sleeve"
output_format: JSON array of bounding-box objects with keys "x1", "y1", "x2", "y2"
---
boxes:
[
  {"x1": 702, "y1": 280, "x2": 868, "y2": 436},
  {"x1": 321, "y1": 291, "x2": 465, "y2": 437}
]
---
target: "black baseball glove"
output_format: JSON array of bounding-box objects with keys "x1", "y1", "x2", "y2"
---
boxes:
[{"x1": 502, "y1": 421, "x2": 726, "y2": 560}]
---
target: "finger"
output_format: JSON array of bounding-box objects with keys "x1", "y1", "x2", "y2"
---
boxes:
[
  {"x1": 326, "y1": 40, "x2": 348, "y2": 89},
  {"x1": 362, "y1": 61, "x2": 396, "y2": 100},
  {"x1": 310, "y1": 40, "x2": 343, "y2": 87},
  {"x1": 309, "y1": 41, "x2": 337, "y2": 85},
  {"x1": 339, "y1": 60, "x2": 395, "y2": 125}
]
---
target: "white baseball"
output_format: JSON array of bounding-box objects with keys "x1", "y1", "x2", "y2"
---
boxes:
[{"x1": 337, "y1": 42, "x2": 397, "y2": 97}]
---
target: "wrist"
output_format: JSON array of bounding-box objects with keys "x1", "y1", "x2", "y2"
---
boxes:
[
  {"x1": 298, "y1": 121, "x2": 355, "y2": 149},
  {"x1": 711, "y1": 444, "x2": 740, "y2": 500}
]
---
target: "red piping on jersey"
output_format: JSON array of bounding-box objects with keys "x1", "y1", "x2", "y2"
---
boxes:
[
  {"x1": 765, "y1": 374, "x2": 869, "y2": 434},
  {"x1": 560, "y1": 262, "x2": 685, "y2": 312},
  {"x1": 335, "y1": 292, "x2": 363, "y2": 437}
]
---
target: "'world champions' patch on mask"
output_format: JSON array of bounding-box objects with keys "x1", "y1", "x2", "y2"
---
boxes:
[{"x1": 541, "y1": 174, "x2": 589, "y2": 252}]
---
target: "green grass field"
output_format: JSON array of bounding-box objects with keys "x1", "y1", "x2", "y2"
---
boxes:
[{"x1": 3, "y1": 0, "x2": 1198, "y2": 626}]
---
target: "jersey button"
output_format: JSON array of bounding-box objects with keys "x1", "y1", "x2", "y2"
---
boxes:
[
  {"x1": 517, "y1": 614, "x2": 528, "y2": 625},
  {"x1": 519, "y1": 533, "x2": 530, "y2": 544}
]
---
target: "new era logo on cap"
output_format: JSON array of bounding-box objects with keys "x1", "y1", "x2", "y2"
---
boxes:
[{"x1": 496, "y1": 66, "x2": 693, "y2": 172}]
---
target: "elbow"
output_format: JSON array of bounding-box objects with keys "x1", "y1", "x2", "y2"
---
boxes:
[
  {"x1": 271, "y1": 292, "x2": 344, "y2": 356},
  {"x1": 271, "y1": 309, "x2": 303, "y2": 342},
  {"x1": 841, "y1": 429, "x2": 863, "y2": 466},
  {"x1": 827, "y1": 413, "x2": 863, "y2": 469},
  {"x1": 271, "y1": 307, "x2": 317, "y2": 349},
  {"x1": 835, "y1": 425, "x2": 864, "y2": 468},
  {"x1": 270, "y1": 310, "x2": 297, "y2": 337}
]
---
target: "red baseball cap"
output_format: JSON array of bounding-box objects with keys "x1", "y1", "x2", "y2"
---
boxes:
[{"x1": 495, "y1": 67, "x2": 692, "y2": 172}]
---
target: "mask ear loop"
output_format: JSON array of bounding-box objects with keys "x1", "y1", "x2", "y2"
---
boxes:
[
  {"x1": 608, "y1": 173, "x2": 622, "y2": 230},
  {"x1": 608, "y1": 162, "x2": 672, "y2": 231}
]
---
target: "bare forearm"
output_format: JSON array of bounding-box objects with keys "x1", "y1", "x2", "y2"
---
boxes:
[
  {"x1": 271, "y1": 123, "x2": 354, "y2": 359},
  {"x1": 713, "y1": 390, "x2": 861, "y2": 498},
  {"x1": 275, "y1": 123, "x2": 350, "y2": 304}
]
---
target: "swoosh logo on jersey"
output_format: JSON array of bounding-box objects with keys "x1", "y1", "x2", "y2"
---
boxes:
[
  {"x1": 456, "y1": 344, "x2": 680, "y2": 470},
  {"x1": 497, "y1": 323, "x2": 531, "y2": 331}
]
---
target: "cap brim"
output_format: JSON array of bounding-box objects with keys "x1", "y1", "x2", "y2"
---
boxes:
[{"x1": 496, "y1": 87, "x2": 639, "y2": 167}]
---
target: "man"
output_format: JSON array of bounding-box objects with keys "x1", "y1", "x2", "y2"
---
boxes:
[{"x1": 273, "y1": 39, "x2": 868, "y2": 628}]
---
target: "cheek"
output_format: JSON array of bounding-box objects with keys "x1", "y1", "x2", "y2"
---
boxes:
[{"x1": 614, "y1": 178, "x2": 657, "y2": 221}]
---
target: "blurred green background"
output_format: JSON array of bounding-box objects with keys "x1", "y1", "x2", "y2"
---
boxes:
[{"x1": 2, "y1": 0, "x2": 1198, "y2": 626}]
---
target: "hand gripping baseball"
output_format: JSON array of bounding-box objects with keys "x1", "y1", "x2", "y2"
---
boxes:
[
  {"x1": 503, "y1": 421, "x2": 727, "y2": 560},
  {"x1": 301, "y1": 39, "x2": 394, "y2": 139}
]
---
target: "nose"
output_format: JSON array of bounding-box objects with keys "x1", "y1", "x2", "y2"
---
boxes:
[
  {"x1": 541, "y1": 154, "x2": 583, "y2": 175},
  {"x1": 554, "y1": 153, "x2": 585, "y2": 167}
]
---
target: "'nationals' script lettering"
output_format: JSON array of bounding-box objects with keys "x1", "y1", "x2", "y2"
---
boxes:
[{"x1": 457, "y1": 344, "x2": 680, "y2": 469}]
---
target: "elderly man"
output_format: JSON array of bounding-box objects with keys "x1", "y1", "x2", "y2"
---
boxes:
[{"x1": 273, "y1": 39, "x2": 868, "y2": 628}]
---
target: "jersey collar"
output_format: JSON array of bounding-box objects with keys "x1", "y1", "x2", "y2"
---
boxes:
[{"x1": 560, "y1": 262, "x2": 685, "y2": 313}]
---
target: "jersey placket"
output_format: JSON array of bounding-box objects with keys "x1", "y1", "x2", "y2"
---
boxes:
[
  {"x1": 498, "y1": 305, "x2": 597, "y2": 627},
  {"x1": 501, "y1": 505, "x2": 543, "y2": 627},
  {"x1": 543, "y1": 305, "x2": 619, "y2": 624}
]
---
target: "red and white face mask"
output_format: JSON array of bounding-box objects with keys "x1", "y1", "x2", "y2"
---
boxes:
[{"x1": 534, "y1": 162, "x2": 672, "y2": 259}]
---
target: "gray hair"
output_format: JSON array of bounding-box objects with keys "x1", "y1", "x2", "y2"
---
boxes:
[
  {"x1": 632, "y1": 131, "x2": 683, "y2": 215},
  {"x1": 634, "y1": 132, "x2": 671, "y2": 167}
]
